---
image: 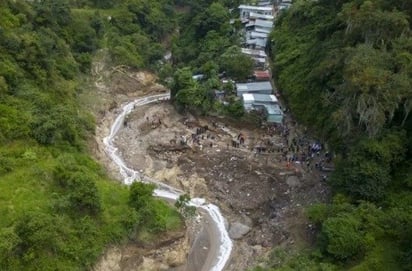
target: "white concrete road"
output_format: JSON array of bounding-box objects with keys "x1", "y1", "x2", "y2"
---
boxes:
[{"x1": 103, "y1": 93, "x2": 232, "y2": 271}]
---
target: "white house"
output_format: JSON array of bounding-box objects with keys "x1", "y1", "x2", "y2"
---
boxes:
[{"x1": 239, "y1": 5, "x2": 274, "y2": 21}]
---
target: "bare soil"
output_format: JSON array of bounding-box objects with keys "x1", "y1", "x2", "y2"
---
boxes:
[
  {"x1": 115, "y1": 102, "x2": 330, "y2": 270},
  {"x1": 88, "y1": 51, "x2": 331, "y2": 270}
]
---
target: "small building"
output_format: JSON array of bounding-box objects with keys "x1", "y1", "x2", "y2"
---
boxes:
[
  {"x1": 236, "y1": 81, "x2": 273, "y2": 96},
  {"x1": 249, "y1": 31, "x2": 269, "y2": 39},
  {"x1": 254, "y1": 27, "x2": 272, "y2": 34},
  {"x1": 253, "y1": 70, "x2": 271, "y2": 81},
  {"x1": 254, "y1": 19, "x2": 273, "y2": 29},
  {"x1": 249, "y1": 12, "x2": 274, "y2": 21},
  {"x1": 243, "y1": 93, "x2": 278, "y2": 106},
  {"x1": 258, "y1": 1, "x2": 273, "y2": 6},
  {"x1": 239, "y1": 5, "x2": 274, "y2": 21},
  {"x1": 265, "y1": 104, "x2": 284, "y2": 123},
  {"x1": 278, "y1": 1, "x2": 292, "y2": 11},
  {"x1": 252, "y1": 57, "x2": 267, "y2": 68},
  {"x1": 245, "y1": 19, "x2": 273, "y2": 30},
  {"x1": 242, "y1": 93, "x2": 283, "y2": 123},
  {"x1": 245, "y1": 38, "x2": 267, "y2": 49},
  {"x1": 245, "y1": 31, "x2": 269, "y2": 49},
  {"x1": 241, "y1": 48, "x2": 267, "y2": 58}
]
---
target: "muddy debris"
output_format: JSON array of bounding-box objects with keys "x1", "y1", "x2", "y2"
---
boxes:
[
  {"x1": 90, "y1": 60, "x2": 330, "y2": 271},
  {"x1": 113, "y1": 101, "x2": 330, "y2": 270}
]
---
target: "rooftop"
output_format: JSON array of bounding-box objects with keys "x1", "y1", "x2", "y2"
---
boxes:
[
  {"x1": 252, "y1": 57, "x2": 267, "y2": 63},
  {"x1": 255, "y1": 19, "x2": 273, "y2": 29},
  {"x1": 254, "y1": 70, "x2": 271, "y2": 79},
  {"x1": 249, "y1": 12, "x2": 274, "y2": 20},
  {"x1": 255, "y1": 27, "x2": 271, "y2": 34},
  {"x1": 245, "y1": 38, "x2": 268, "y2": 48},
  {"x1": 236, "y1": 81, "x2": 272, "y2": 92},
  {"x1": 249, "y1": 31, "x2": 269, "y2": 38},
  {"x1": 241, "y1": 48, "x2": 267, "y2": 57},
  {"x1": 238, "y1": 5, "x2": 273, "y2": 11},
  {"x1": 243, "y1": 93, "x2": 278, "y2": 103},
  {"x1": 265, "y1": 103, "x2": 282, "y2": 114}
]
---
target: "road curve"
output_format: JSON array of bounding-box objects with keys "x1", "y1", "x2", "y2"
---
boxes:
[{"x1": 103, "y1": 93, "x2": 233, "y2": 271}]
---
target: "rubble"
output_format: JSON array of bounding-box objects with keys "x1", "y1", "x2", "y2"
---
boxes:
[
  {"x1": 90, "y1": 55, "x2": 330, "y2": 270},
  {"x1": 114, "y1": 102, "x2": 330, "y2": 270}
]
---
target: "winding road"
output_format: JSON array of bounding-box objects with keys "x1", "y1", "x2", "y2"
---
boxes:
[{"x1": 103, "y1": 93, "x2": 233, "y2": 271}]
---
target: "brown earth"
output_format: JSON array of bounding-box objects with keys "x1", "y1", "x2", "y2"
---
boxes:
[{"x1": 87, "y1": 51, "x2": 331, "y2": 270}]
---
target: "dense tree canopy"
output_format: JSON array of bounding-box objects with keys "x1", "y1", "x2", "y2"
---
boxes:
[
  {"x1": 0, "y1": 1, "x2": 183, "y2": 270},
  {"x1": 256, "y1": 0, "x2": 412, "y2": 270}
]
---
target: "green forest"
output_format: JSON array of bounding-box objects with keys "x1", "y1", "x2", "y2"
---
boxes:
[
  {"x1": 254, "y1": 0, "x2": 412, "y2": 270},
  {"x1": 0, "y1": 1, "x2": 183, "y2": 270}
]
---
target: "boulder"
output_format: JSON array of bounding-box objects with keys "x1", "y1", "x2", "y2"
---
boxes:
[
  {"x1": 286, "y1": 175, "x2": 300, "y2": 187},
  {"x1": 229, "y1": 222, "x2": 251, "y2": 239}
]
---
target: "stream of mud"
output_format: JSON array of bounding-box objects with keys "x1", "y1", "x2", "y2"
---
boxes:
[{"x1": 103, "y1": 93, "x2": 232, "y2": 271}]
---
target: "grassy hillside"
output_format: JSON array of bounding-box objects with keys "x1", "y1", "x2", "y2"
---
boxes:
[{"x1": 0, "y1": 1, "x2": 182, "y2": 270}]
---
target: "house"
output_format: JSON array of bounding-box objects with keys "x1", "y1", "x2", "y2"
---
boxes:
[
  {"x1": 265, "y1": 104, "x2": 284, "y2": 123},
  {"x1": 242, "y1": 93, "x2": 283, "y2": 123},
  {"x1": 236, "y1": 81, "x2": 273, "y2": 96},
  {"x1": 252, "y1": 57, "x2": 267, "y2": 68},
  {"x1": 254, "y1": 19, "x2": 273, "y2": 30},
  {"x1": 249, "y1": 12, "x2": 274, "y2": 21},
  {"x1": 241, "y1": 48, "x2": 267, "y2": 58},
  {"x1": 243, "y1": 93, "x2": 278, "y2": 107},
  {"x1": 245, "y1": 30, "x2": 269, "y2": 49},
  {"x1": 278, "y1": 0, "x2": 292, "y2": 11},
  {"x1": 241, "y1": 48, "x2": 268, "y2": 66},
  {"x1": 245, "y1": 19, "x2": 273, "y2": 30},
  {"x1": 239, "y1": 5, "x2": 274, "y2": 21},
  {"x1": 254, "y1": 27, "x2": 272, "y2": 34},
  {"x1": 278, "y1": 3, "x2": 291, "y2": 11},
  {"x1": 253, "y1": 70, "x2": 271, "y2": 81},
  {"x1": 245, "y1": 38, "x2": 267, "y2": 49},
  {"x1": 258, "y1": 1, "x2": 273, "y2": 6}
]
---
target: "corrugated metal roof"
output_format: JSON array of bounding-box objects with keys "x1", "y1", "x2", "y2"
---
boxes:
[
  {"x1": 255, "y1": 39, "x2": 267, "y2": 48},
  {"x1": 252, "y1": 57, "x2": 266, "y2": 63},
  {"x1": 258, "y1": 1, "x2": 272, "y2": 6},
  {"x1": 265, "y1": 103, "x2": 282, "y2": 114},
  {"x1": 250, "y1": 31, "x2": 269, "y2": 38},
  {"x1": 245, "y1": 38, "x2": 267, "y2": 48},
  {"x1": 243, "y1": 93, "x2": 278, "y2": 103},
  {"x1": 255, "y1": 27, "x2": 271, "y2": 34},
  {"x1": 254, "y1": 70, "x2": 270, "y2": 78},
  {"x1": 255, "y1": 19, "x2": 273, "y2": 29},
  {"x1": 239, "y1": 5, "x2": 273, "y2": 11},
  {"x1": 242, "y1": 93, "x2": 255, "y2": 102},
  {"x1": 249, "y1": 12, "x2": 274, "y2": 20},
  {"x1": 242, "y1": 97, "x2": 284, "y2": 123},
  {"x1": 267, "y1": 113, "x2": 284, "y2": 123},
  {"x1": 245, "y1": 39, "x2": 257, "y2": 45},
  {"x1": 241, "y1": 48, "x2": 267, "y2": 57},
  {"x1": 237, "y1": 81, "x2": 272, "y2": 92}
]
